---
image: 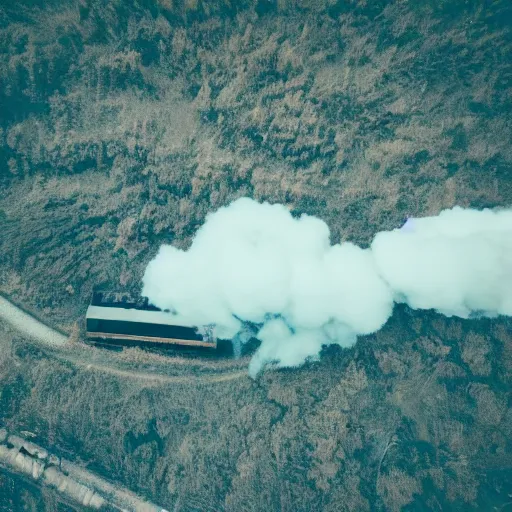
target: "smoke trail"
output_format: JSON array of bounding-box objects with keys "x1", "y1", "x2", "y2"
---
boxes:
[
  {"x1": 372, "y1": 207, "x2": 512, "y2": 317},
  {"x1": 142, "y1": 198, "x2": 512, "y2": 376}
]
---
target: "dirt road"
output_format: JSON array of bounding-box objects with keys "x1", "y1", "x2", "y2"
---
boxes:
[
  {"x1": 0, "y1": 295, "x2": 68, "y2": 346},
  {"x1": 0, "y1": 294, "x2": 249, "y2": 385}
]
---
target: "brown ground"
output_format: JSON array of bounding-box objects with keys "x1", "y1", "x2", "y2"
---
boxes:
[{"x1": 0, "y1": 0, "x2": 511, "y2": 510}]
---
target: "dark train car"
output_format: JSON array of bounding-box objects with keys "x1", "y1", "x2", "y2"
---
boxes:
[{"x1": 86, "y1": 291, "x2": 217, "y2": 349}]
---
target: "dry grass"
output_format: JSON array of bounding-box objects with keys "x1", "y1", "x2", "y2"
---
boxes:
[{"x1": 0, "y1": 0, "x2": 511, "y2": 509}]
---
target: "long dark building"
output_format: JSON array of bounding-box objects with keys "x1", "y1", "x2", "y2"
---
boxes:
[{"x1": 86, "y1": 291, "x2": 217, "y2": 349}]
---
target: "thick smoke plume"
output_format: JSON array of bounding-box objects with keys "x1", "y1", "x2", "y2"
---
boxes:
[{"x1": 142, "y1": 198, "x2": 512, "y2": 376}]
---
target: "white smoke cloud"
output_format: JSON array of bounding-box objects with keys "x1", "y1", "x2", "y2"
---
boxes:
[
  {"x1": 372, "y1": 207, "x2": 512, "y2": 318},
  {"x1": 142, "y1": 198, "x2": 512, "y2": 376}
]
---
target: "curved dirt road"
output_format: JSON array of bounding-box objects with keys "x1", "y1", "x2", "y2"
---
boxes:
[{"x1": 0, "y1": 294, "x2": 249, "y2": 385}]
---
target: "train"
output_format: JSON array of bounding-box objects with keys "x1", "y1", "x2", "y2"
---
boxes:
[{"x1": 86, "y1": 291, "x2": 218, "y2": 350}]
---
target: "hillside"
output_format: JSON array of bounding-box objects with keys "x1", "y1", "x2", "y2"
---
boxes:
[
  {"x1": 0, "y1": 0, "x2": 511, "y2": 510},
  {"x1": 1, "y1": 0, "x2": 511, "y2": 325}
]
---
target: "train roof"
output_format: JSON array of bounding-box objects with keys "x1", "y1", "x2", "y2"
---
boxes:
[
  {"x1": 87, "y1": 291, "x2": 205, "y2": 331},
  {"x1": 86, "y1": 305, "x2": 197, "y2": 328}
]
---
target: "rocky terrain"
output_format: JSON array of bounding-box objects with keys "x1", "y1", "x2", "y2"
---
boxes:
[{"x1": 0, "y1": 0, "x2": 511, "y2": 510}]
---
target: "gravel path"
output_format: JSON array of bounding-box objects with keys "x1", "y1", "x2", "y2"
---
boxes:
[{"x1": 0, "y1": 295, "x2": 68, "y2": 346}]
